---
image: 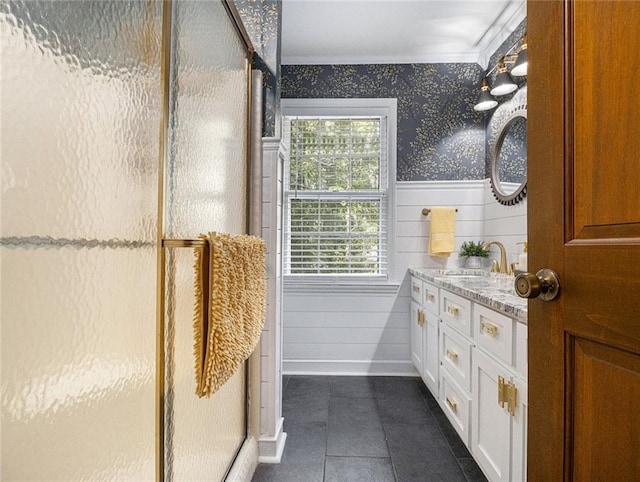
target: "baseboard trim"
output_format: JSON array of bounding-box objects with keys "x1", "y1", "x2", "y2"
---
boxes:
[
  {"x1": 283, "y1": 360, "x2": 418, "y2": 377},
  {"x1": 258, "y1": 417, "x2": 287, "y2": 464}
]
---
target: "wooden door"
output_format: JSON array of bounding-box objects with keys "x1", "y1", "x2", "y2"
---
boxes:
[{"x1": 528, "y1": 1, "x2": 640, "y2": 479}]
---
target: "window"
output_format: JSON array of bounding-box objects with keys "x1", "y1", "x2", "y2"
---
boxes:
[{"x1": 282, "y1": 99, "x2": 396, "y2": 281}]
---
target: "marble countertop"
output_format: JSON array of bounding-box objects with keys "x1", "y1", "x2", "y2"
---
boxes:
[{"x1": 409, "y1": 268, "x2": 528, "y2": 324}]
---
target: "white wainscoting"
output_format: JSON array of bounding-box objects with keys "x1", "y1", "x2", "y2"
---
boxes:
[
  {"x1": 395, "y1": 180, "x2": 485, "y2": 277},
  {"x1": 482, "y1": 179, "x2": 528, "y2": 267},
  {"x1": 282, "y1": 180, "x2": 528, "y2": 376},
  {"x1": 283, "y1": 180, "x2": 491, "y2": 376},
  {"x1": 283, "y1": 284, "x2": 413, "y2": 376}
]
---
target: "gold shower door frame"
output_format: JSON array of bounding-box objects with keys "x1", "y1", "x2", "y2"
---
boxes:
[{"x1": 154, "y1": 1, "x2": 255, "y2": 480}]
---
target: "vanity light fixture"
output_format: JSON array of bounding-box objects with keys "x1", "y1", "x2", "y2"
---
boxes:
[
  {"x1": 474, "y1": 78, "x2": 498, "y2": 112},
  {"x1": 490, "y1": 58, "x2": 518, "y2": 96},
  {"x1": 474, "y1": 33, "x2": 527, "y2": 112},
  {"x1": 510, "y1": 38, "x2": 528, "y2": 76}
]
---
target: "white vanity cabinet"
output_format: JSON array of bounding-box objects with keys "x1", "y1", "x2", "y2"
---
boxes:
[
  {"x1": 410, "y1": 300, "x2": 424, "y2": 371},
  {"x1": 410, "y1": 277, "x2": 425, "y2": 372},
  {"x1": 472, "y1": 348, "x2": 527, "y2": 482},
  {"x1": 409, "y1": 270, "x2": 528, "y2": 482},
  {"x1": 438, "y1": 289, "x2": 474, "y2": 447},
  {"x1": 471, "y1": 302, "x2": 527, "y2": 482},
  {"x1": 422, "y1": 310, "x2": 439, "y2": 395},
  {"x1": 409, "y1": 276, "x2": 440, "y2": 397}
]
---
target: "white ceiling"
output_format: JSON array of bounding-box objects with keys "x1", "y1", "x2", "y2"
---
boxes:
[{"x1": 281, "y1": 0, "x2": 526, "y2": 67}]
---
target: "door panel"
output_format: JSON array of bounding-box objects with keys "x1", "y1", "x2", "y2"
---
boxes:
[
  {"x1": 0, "y1": 1, "x2": 161, "y2": 479},
  {"x1": 163, "y1": 0, "x2": 251, "y2": 479},
  {"x1": 472, "y1": 349, "x2": 513, "y2": 482},
  {"x1": 410, "y1": 301, "x2": 423, "y2": 371},
  {"x1": 572, "y1": 338, "x2": 640, "y2": 480},
  {"x1": 528, "y1": 0, "x2": 640, "y2": 479},
  {"x1": 572, "y1": 2, "x2": 640, "y2": 235}
]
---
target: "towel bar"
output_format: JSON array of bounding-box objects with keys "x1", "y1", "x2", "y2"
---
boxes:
[
  {"x1": 163, "y1": 238, "x2": 207, "y2": 248},
  {"x1": 422, "y1": 208, "x2": 458, "y2": 216}
]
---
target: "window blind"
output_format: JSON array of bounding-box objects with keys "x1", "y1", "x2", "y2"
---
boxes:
[{"x1": 284, "y1": 116, "x2": 388, "y2": 277}]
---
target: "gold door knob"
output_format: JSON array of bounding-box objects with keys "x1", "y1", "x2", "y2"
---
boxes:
[{"x1": 515, "y1": 268, "x2": 560, "y2": 301}]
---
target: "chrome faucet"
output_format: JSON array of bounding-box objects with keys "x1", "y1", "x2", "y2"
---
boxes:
[{"x1": 483, "y1": 241, "x2": 508, "y2": 274}]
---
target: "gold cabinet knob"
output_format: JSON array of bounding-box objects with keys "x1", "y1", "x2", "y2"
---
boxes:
[
  {"x1": 447, "y1": 306, "x2": 460, "y2": 317},
  {"x1": 426, "y1": 293, "x2": 435, "y2": 302},
  {"x1": 446, "y1": 349, "x2": 458, "y2": 363},
  {"x1": 481, "y1": 321, "x2": 499, "y2": 337}
]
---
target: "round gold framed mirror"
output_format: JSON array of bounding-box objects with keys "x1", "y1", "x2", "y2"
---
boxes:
[{"x1": 489, "y1": 104, "x2": 527, "y2": 205}]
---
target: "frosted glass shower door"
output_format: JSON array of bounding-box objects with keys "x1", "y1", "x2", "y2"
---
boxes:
[
  {"x1": 162, "y1": 1, "x2": 252, "y2": 480},
  {"x1": 1, "y1": 1, "x2": 162, "y2": 479}
]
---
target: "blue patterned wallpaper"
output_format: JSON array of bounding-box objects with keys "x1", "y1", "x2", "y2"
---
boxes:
[
  {"x1": 234, "y1": 0, "x2": 281, "y2": 137},
  {"x1": 281, "y1": 63, "x2": 486, "y2": 181},
  {"x1": 280, "y1": 18, "x2": 528, "y2": 182}
]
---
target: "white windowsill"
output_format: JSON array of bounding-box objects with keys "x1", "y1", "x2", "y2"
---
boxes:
[{"x1": 283, "y1": 278, "x2": 401, "y2": 294}]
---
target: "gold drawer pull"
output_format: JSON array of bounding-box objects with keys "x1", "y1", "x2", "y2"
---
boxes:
[
  {"x1": 412, "y1": 284, "x2": 420, "y2": 293},
  {"x1": 417, "y1": 310, "x2": 425, "y2": 327},
  {"x1": 481, "y1": 321, "x2": 499, "y2": 337},
  {"x1": 498, "y1": 376, "x2": 507, "y2": 408},
  {"x1": 446, "y1": 397, "x2": 457, "y2": 413},
  {"x1": 446, "y1": 349, "x2": 458, "y2": 363},
  {"x1": 426, "y1": 293, "x2": 435, "y2": 302},
  {"x1": 447, "y1": 305, "x2": 460, "y2": 317},
  {"x1": 498, "y1": 375, "x2": 518, "y2": 416}
]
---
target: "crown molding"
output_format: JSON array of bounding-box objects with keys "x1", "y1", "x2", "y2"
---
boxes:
[
  {"x1": 282, "y1": 51, "x2": 483, "y2": 66},
  {"x1": 476, "y1": 0, "x2": 527, "y2": 69}
]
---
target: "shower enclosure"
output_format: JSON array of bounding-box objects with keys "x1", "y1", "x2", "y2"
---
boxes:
[{"x1": 1, "y1": 1, "x2": 256, "y2": 479}]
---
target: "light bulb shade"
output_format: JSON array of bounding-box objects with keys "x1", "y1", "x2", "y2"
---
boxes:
[
  {"x1": 474, "y1": 87, "x2": 498, "y2": 111},
  {"x1": 511, "y1": 47, "x2": 528, "y2": 76},
  {"x1": 490, "y1": 69, "x2": 517, "y2": 96}
]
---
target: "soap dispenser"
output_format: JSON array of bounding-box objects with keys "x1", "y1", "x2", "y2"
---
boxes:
[{"x1": 517, "y1": 241, "x2": 528, "y2": 271}]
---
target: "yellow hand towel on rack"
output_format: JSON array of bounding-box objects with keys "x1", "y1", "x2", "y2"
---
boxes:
[
  {"x1": 428, "y1": 207, "x2": 456, "y2": 257},
  {"x1": 193, "y1": 232, "x2": 266, "y2": 398}
]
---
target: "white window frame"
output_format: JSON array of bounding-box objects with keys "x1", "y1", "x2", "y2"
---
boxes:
[{"x1": 281, "y1": 98, "x2": 397, "y2": 287}]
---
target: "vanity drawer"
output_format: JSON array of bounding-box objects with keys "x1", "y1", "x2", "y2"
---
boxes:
[
  {"x1": 441, "y1": 322, "x2": 473, "y2": 392},
  {"x1": 422, "y1": 281, "x2": 440, "y2": 316},
  {"x1": 410, "y1": 277, "x2": 423, "y2": 303},
  {"x1": 473, "y1": 304, "x2": 515, "y2": 366},
  {"x1": 440, "y1": 371, "x2": 471, "y2": 448},
  {"x1": 440, "y1": 290, "x2": 472, "y2": 336}
]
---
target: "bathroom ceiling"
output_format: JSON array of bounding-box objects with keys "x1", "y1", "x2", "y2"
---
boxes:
[{"x1": 281, "y1": 0, "x2": 526, "y2": 67}]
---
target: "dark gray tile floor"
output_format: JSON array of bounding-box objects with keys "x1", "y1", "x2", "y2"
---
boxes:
[{"x1": 252, "y1": 376, "x2": 487, "y2": 482}]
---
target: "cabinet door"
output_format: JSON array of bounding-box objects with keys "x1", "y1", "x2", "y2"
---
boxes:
[
  {"x1": 422, "y1": 311, "x2": 439, "y2": 396},
  {"x1": 471, "y1": 348, "x2": 515, "y2": 482},
  {"x1": 512, "y1": 378, "x2": 528, "y2": 482},
  {"x1": 410, "y1": 301, "x2": 424, "y2": 373}
]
